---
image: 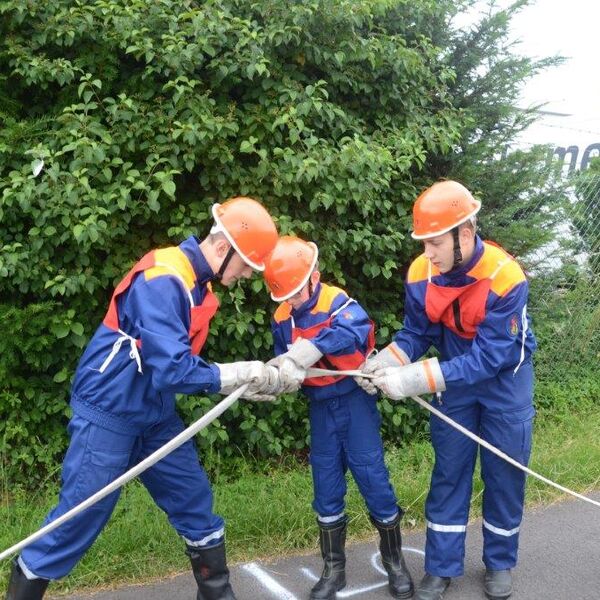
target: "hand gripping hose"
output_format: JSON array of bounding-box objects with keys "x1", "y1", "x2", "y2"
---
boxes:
[
  {"x1": 0, "y1": 384, "x2": 249, "y2": 562},
  {"x1": 307, "y1": 367, "x2": 600, "y2": 509}
]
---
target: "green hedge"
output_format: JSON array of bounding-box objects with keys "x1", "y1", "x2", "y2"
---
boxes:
[
  {"x1": 1, "y1": 1, "x2": 596, "y2": 486},
  {"x1": 0, "y1": 0, "x2": 462, "y2": 484}
]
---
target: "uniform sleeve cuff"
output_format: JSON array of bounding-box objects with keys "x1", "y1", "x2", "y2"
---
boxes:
[{"x1": 207, "y1": 364, "x2": 222, "y2": 393}]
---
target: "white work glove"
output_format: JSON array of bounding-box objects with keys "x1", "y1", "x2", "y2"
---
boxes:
[
  {"x1": 371, "y1": 357, "x2": 446, "y2": 401},
  {"x1": 241, "y1": 365, "x2": 281, "y2": 402},
  {"x1": 354, "y1": 342, "x2": 411, "y2": 395},
  {"x1": 269, "y1": 337, "x2": 323, "y2": 393},
  {"x1": 216, "y1": 361, "x2": 271, "y2": 395}
]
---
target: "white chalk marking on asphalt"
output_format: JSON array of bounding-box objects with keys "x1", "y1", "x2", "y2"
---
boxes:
[
  {"x1": 299, "y1": 566, "x2": 319, "y2": 581},
  {"x1": 371, "y1": 547, "x2": 425, "y2": 577},
  {"x1": 301, "y1": 566, "x2": 387, "y2": 598},
  {"x1": 243, "y1": 562, "x2": 301, "y2": 600},
  {"x1": 301, "y1": 547, "x2": 426, "y2": 597}
]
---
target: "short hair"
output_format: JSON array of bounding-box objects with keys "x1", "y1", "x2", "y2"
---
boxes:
[
  {"x1": 460, "y1": 216, "x2": 477, "y2": 233},
  {"x1": 207, "y1": 231, "x2": 227, "y2": 244}
]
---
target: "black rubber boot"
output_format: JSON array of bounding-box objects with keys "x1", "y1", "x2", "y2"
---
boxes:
[
  {"x1": 6, "y1": 560, "x2": 49, "y2": 600},
  {"x1": 187, "y1": 542, "x2": 237, "y2": 600},
  {"x1": 484, "y1": 569, "x2": 512, "y2": 600},
  {"x1": 371, "y1": 512, "x2": 414, "y2": 598},
  {"x1": 310, "y1": 517, "x2": 347, "y2": 600},
  {"x1": 414, "y1": 574, "x2": 451, "y2": 600}
]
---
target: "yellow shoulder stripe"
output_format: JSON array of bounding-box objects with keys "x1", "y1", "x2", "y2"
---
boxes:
[
  {"x1": 407, "y1": 254, "x2": 438, "y2": 283},
  {"x1": 145, "y1": 247, "x2": 196, "y2": 290},
  {"x1": 468, "y1": 243, "x2": 525, "y2": 296},
  {"x1": 490, "y1": 260, "x2": 526, "y2": 296},
  {"x1": 312, "y1": 283, "x2": 347, "y2": 314}
]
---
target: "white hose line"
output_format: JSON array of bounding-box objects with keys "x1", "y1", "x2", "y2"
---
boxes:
[
  {"x1": 0, "y1": 384, "x2": 249, "y2": 562},
  {"x1": 307, "y1": 367, "x2": 600, "y2": 509}
]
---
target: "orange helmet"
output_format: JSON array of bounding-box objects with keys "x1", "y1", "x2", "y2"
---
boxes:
[
  {"x1": 211, "y1": 197, "x2": 278, "y2": 271},
  {"x1": 264, "y1": 236, "x2": 319, "y2": 301},
  {"x1": 411, "y1": 181, "x2": 481, "y2": 240}
]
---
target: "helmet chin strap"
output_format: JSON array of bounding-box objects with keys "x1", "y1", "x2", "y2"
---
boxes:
[
  {"x1": 452, "y1": 227, "x2": 463, "y2": 268},
  {"x1": 216, "y1": 245, "x2": 237, "y2": 279}
]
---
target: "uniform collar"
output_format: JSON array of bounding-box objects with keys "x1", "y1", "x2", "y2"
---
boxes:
[
  {"x1": 443, "y1": 235, "x2": 484, "y2": 279},
  {"x1": 291, "y1": 282, "x2": 322, "y2": 317},
  {"x1": 179, "y1": 236, "x2": 215, "y2": 285}
]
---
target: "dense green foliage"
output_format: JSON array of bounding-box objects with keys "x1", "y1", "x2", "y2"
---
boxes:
[{"x1": 0, "y1": 0, "x2": 593, "y2": 484}]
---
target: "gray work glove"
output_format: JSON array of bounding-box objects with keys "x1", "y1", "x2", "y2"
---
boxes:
[
  {"x1": 242, "y1": 365, "x2": 280, "y2": 402},
  {"x1": 215, "y1": 361, "x2": 271, "y2": 395},
  {"x1": 371, "y1": 358, "x2": 446, "y2": 401},
  {"x1": 269, "y1": 337, "x2": 323, "y2": 393},
  {"x1": 354, "y1": 342, "x2": 411, "y2": 394}
]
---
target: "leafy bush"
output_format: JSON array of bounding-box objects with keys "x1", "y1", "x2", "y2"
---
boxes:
[
  {"x1": 0, "y1": 0, "x2": 464, "y2": 483},
  {"x1": 1, "y1": 1, "x2": 594, "y2": 485}
]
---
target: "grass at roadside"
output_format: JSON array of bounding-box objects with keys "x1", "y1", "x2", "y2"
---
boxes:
[{"x1": 1, "y1": 405, "x2": 599, "y2": 596}]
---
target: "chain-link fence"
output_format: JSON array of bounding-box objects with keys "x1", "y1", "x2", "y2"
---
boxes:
[{"x1": 523, "y1": 169, "x2": 600, "y2": 383}]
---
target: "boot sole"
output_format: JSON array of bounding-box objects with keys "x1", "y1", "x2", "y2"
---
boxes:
[
  {"x1": 484, "y1": 593, "x2": 511, "y2": 600},
  {"x1": 390, "y1": 587, "x2": 415, "y2": 599}
]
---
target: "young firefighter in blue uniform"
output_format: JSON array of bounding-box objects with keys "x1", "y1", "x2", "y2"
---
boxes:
[
  {"x1": 262, "y1": 236, "x2": 414, "y2": 600},
  {"x1": 6, "y1": 197, "x2": 279, "y2": 600},
  {"x1": 358, "y1": 181, "x2": 536, "y2": 600}
]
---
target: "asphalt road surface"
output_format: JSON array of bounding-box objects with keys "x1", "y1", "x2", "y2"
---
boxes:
[{"x1": 62, "y1": 492, "x2": 600, "y2": 600}]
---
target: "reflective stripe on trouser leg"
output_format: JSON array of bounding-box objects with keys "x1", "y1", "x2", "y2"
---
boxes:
[
  {"x1": 318, "y1": 512, "x2": 345, "y2": 524},
  {"x1": 479, "y1": 405, "x2": 534, "y2": 570},
  {"x1": 425, "y1": 402, "x2": 479, "y2": 577},
  {"x1": 139, "y1": 414, "x2": 225, "y2": 547}
]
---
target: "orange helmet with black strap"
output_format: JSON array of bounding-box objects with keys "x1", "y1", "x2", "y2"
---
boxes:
[
  {"x1": 210, "y1": 197, "x2": 278, "y2": 277},
  {"x1": 264, "y1": 236, "x2": 319, "y2": 302},
  {"x1": 412, "y1": 180, "x2": 481, "y2": 267}
]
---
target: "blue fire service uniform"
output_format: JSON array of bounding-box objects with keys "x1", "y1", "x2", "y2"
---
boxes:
[
  {"x1": 19, "y1": 237, "x2": 226, "y2": 580},
  {"x1": 272, "y1": 282, "x2": 399, "y2": 523},
  {"x1": 393, "y1": 235, "x2": 536, "y2": 577}
]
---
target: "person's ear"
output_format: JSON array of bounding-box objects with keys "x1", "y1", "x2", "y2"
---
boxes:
[
  {"x1": 215, "y1": 238, "x2": 230, "y2": 258},
  {"x1": 460, "y1": 226, "x2": 474, "y2": 245},
  {"x1": 311, "y1": 270, "x2": 321, "y2": 285}
]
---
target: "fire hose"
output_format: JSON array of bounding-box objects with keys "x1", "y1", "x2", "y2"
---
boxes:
[
  {"x1": 0, "y1": 384, "x2": 249, "y2": 562},
  {"x1": 1, "y1": 367, "x2": 599, "y2": 563},
  {"x1": 307, "y1": 367, "x2": 600, "y2": 509}
]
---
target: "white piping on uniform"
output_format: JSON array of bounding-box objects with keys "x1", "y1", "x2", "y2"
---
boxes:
[
  {"x1": 290, "y1": 297, "x2": 355, "y2": 331},
  {"x1": 331, "y1": 298, "x2": 355, "y2": 317},
  {"x1": 514, "y1": 303, "x2": 528, "y2": 375}
]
